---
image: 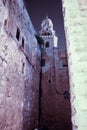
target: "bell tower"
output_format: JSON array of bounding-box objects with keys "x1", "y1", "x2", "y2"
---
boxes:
[
  {"x1": 39, "y1": 16, "x2": 58, "y2": 72},
  {"x1": 39, "y1": 17, "x2": 59, "y2": 129}
]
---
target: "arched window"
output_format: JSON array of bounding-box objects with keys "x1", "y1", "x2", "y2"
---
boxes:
[{"x1": 46, "y1": 41, "x2": 49, "y2": 48}]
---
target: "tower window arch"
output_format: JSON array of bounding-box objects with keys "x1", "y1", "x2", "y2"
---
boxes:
[{"x1": 46, "y1": 41, "x2": 49, "y2": 48}]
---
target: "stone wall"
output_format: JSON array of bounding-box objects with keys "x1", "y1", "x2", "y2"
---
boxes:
[
  {"x1": 62, "y1": 0, "x2": 87, "y2": 130},
  {"x1": 40, "y1": 48, "x2": 72, "y2": 130},
  {"x1": 0, "y1": 0, "x2": 41, "y2": 130}
]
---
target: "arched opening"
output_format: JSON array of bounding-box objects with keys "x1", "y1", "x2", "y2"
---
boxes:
[{"x1": 46, "y1": 41, "x2": 49, "y2": 48}]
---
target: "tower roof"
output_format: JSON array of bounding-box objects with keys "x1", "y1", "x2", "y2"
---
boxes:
[
  {"x1": 39, "y1": 16, "x2": 55, "y2": 36},
  {"x1": 41, "y1": 16, "x2": 53, "y2": 28}
]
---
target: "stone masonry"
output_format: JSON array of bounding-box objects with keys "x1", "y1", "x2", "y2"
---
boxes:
[
  {"x1": 0, "y1": 0, "x2": 41, "y2": 130},
  {"x1": 62, "y1": 0, "x2": 87, "y2": 130},
  {"x1": 0, "y1": 0, "x2": 77, "y2": 130},
  {"x1": 39, "y1": 17, "x2": 72, "y2": 130}
]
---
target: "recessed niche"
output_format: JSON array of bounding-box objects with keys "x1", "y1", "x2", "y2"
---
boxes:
[
  {"x1": 46, "y1": 41, "x2": 49, "y2": 47},
  {"x1": 41, "y1": 59, "x2": 45, "y2": 67},
  {"x1": 22, "y1": 62, "x2": 25, "y2": 74},
  {"x1": 4, "y1": 19, "x2": 7, "y2": 26},
  {"x1": 22, "y1": 37, "x2": 24, "y2": 49},
  {"x1": 16, "y1": 27, "x2": 20, "y2": 41},
  {"x1": 63, "y1": 64, "x2": 68, "y2": 67},
  {"x1": 48, "y1": 79, "x2": 51, "y2": 83}
]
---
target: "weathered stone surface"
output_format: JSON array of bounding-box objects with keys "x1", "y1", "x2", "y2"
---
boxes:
[
  {"x1": 62, "y1": 0, "x2": 87, "y2": 130},
  {"x1": 39, "y1": 18, "x2": 72, "y2": 130},
  {"x1": 0, "y1": 0, "x2": 41, "y2": 130}
]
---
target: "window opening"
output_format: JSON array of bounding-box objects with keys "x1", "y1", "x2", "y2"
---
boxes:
[
  {"x1": 4, "y1": 19, "x2": 7, "y2": 26},
  {"x1": 22, "y1": 37, "x2": 24, "y2": 49},
  {"x1": 48, "y1": 79, "x2": 51, "y2": 83},
  {"x1": 46, "y1": 41, "x2": 49, "y2": 47},
  {"x1": 41, "y1": 59, "x2": 45, "y2": 67},
  {"x1": 22, "y1": 62, "x2": 25, "y2": 74},
  {"x1": 63, "y1": 64, "x2": 68, "y2": 67},
  {"x1": 16, "y1": 27, "x2": 20, "y2": 41}
]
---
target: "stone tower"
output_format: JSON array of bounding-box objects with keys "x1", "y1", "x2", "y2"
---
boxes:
[
  {"x1": 39, "y1": 17, "x2": 72, "y2": 130},
  {"x1": 39, "y1": 16, "x2": 58, "y2": 72},
  {"x1": 39, "y1": 16, "x2": 58, "y2": 129}
]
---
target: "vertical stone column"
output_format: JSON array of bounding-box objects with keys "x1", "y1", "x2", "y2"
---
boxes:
[{"x1": 62, "y1": 0, "x2": 87, "y2": 130}]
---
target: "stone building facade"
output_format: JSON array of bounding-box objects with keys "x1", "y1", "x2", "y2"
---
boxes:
[
  {"x1": 1, "y1": 0, "x2": 84, "y2": 130},
  {"x1": 62, "y1": 0, "x2": 87, "y2": 130},
  {"x1": 0, "y1": 0, "x2": 41, "y2": 130}
]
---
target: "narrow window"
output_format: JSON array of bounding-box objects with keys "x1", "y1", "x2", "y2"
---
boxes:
[
  {"x1": 22, "y1": 63, "x2": 25, "y2": 74},
  {"x1": 48, "y1": 79, "x2": 51, "y2": 84},
  {"x1": 4, "y1": 19, "x2": 7, "y2": 26},
  {"x1": 41, "y1": 59, "x2": 45, "y2": 67},
  {"x1": 63, "y1": 64, "x2": 68, "y2": 67},
  {"x1": 22, "y1": 37, "x2": 24, "y2": 49},
  {"x1": 16, "y1": 27, "x2": 20, "y2": 41},
  {"x1": 46, "y1": 41, "x2": 49, "y2": 47}
]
